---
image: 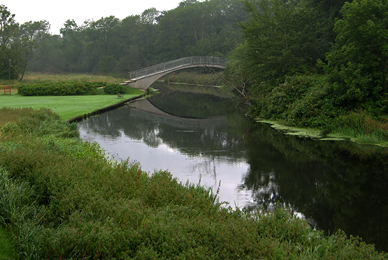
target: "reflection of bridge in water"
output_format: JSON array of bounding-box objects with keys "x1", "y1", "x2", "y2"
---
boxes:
[{"x1": 127, "y1": 99, "x2": 227, "y2": 128}]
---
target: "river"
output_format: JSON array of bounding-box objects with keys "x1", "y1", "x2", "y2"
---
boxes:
[{"x1": 77, "y1": 83, "x2": 388, "y2": 252}]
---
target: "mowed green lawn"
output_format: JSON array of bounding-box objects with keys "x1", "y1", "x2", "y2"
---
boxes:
[{"x1": 0, "y1": 94, "x2": 143, "y2": 121}]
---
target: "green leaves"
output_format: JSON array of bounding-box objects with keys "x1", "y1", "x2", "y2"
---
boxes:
[
  {"x1": 325, "y1": 0, "x2": 388, "y2": 107},
  {"x1": 239, "y1": 0, "x2": 327, "y2": 87}
]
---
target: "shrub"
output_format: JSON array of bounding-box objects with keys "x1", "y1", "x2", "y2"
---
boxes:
[
  {"x1": 253, "y1": 74, "x2": 336, "y2": 127},
  {"x1": 103, "y1": 83, "x2": 127, "y2": 95},
  {"x1": 17, "y1": 81, "x2": 104, "y2": 96}
]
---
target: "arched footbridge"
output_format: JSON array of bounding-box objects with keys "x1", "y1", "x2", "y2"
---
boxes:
[{"x1": 122, "y1": 56, "x2": 227, "y2": 90}]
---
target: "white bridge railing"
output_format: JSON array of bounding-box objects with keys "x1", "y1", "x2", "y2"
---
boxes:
[{"x1": 129, "y1": 56, "x2": 227, "y2": 80}]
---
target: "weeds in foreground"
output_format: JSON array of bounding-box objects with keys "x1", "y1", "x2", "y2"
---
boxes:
[{"x1": 0, "y1": 108, "x2": 386, "y2": 259}]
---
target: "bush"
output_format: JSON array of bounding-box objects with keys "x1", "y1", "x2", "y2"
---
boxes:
[
  {"x1": 103, "y1": 83, "x2": 127, "y2": 95},
  {"x1": 253, "y1": 74, "x2": 337, "y2": 127},
  {"x1": 17, "y1": 81, "x2": 105, "y2": 96}
]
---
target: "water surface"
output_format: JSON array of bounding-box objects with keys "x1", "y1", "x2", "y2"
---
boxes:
[{"x1": 77, "y1": 84, "x2": 388, "y2": 252}]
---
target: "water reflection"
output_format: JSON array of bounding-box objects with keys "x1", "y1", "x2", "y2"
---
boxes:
[
  {"x1": 78, "y1": 98, "x2": 250, "y2": 208},
  {"x1": 77, "y1": 84, "x2": 388, "y2": 252},
  {"x1": 241, "y1": 123, "x2": 388, "y2": 251}
]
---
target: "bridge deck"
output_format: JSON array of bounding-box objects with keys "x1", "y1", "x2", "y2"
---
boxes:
[
  {"x1": 126, "y1": 56, "x2": 226, "y2": 82},
  {"x1": 121, "y1": 56, "x2": 227, "y2": 90}
]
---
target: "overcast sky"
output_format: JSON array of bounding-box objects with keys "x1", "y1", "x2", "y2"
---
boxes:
[{"x1": 2, "y1": 0, "x2": 184, "y2": 35}]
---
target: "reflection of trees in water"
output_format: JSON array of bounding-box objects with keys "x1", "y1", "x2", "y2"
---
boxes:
[
  {"x1": 240, "y1": 131, "x2": 332, "y2": 229},
  {"x1": 79, "y1": 113, "x2": 122, "y2": 138},
  {"x1": 148, "y1": 83, "x2": 230, "y2": 118},
  {"x1": 321, "y1": 147, "x2": 388, "y2": 252},
  {"x1": 77, "y1": 105, "x2": 247, "y2": 160},
  {"x1": 242, "y1": 123, "x2": 388, "y2": 252},
  {"x1": 190, "y1": 155, "x2": 219, "y2": 186}
]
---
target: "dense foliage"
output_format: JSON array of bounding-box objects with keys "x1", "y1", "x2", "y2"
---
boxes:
[
  {"x1": 102, "y1": 83, "x2": 128, "y2": 95},
  {"x1": 224, "y1": 0, "x2": 388, "y2": 144},
  {"x1": 0, "y1": 108, "x2": 386, "y2": 258},
  {"x1": 325, "y1": 0, "x2": 388, "y2": 109},
  {"x1": 17, "y1": 81, "x2": 100, "y2": 96},
  {"x1": 240, "y1": 0, "x2": 326, "y2": 85}
]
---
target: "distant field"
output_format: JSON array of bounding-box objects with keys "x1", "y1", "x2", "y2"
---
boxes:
[{"x1": 1, "y1": 72, "x2": 128, "y2": 85}]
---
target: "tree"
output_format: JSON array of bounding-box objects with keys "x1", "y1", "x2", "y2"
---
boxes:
[
  {"x1": 60, "y1": 20, "x2": 87, "y2": 72},
  {"x1": 155, "y1": 3, "x2": 204, "y2": 59},
  {"x1": 240, "y1": 0, "x2": 325, "y2": 86},
  {"x1": 0, "y1": 4, "x2": 18, "y2": 79},
  {"x1": 155, "y1": 0, "x2": 247, "y2": 60},
  {"x1": 140, "y1": 8, "x2": 160, "y2": 25},
  {"x1": 84, "y1": 16, "x2": 121, "y2": 73},
  {"x1": 27, "y1": 34, "x2": 64, "y2": 73},
  {"x1": 325, "y1": 0, "x2": 388, "y2": 107},
  {"x1": 224, "y1": 42, "x2": 252, "y2": 99},
  {"x1": 16, "y1": 20, "x2": 50, "y2": 80}
]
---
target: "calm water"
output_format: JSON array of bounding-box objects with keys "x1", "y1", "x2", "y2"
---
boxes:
[{"x1": 77, "y1": 84, "x2": 388, "y2": 252}]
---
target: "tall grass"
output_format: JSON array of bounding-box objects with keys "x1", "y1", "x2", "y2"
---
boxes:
[
  {"x1": 0, "y1": 226, "x2": 16, "y2": 259},
  {"x1": 0, "y1": 108, "x2": 386, "y2": 259},
  {"x1": 324, "y1": 110, "x2": 388, "y2": 144}
]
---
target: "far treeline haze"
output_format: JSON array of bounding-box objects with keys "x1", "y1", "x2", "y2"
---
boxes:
[
  {"x1": 2, "y1": 0, "x2": 388, "y2": 137},
  {"x1": 0, "y1": 0, "x2": 249, "y2": 79},
  {"x1": 0, "y1": 0, "x2": 344, "y2": 79}
]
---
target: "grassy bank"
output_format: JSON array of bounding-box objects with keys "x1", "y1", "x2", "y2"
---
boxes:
[
  {"x1": 0, "y1": 73, "x2": 144, "y2": 121},
  {"x1": 249, "y1": 74, "x2": 388, "y2": 146},
  {"x1": 0, "y1": 95, "x2": 143, "y2": 121},
  {"x1": 0, "y1": 108, "x2": 387, "y2": 259}
]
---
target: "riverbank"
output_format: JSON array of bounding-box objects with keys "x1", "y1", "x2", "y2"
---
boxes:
[
  {"x1": 0, "y1": 94, "x2": 144, "y2": 121},
  {"x1": 0, "y1": 73, "x2": 145, "y2": 121},
  {"x1": 239, "y1": 73, "x2": 388, "y2": 147},
  {"x1": 256, "y1": 118, "x2": 388, "y2": 147},
  {"x1": 0, "y1": 107, "x2": 386, "y2": 258}
]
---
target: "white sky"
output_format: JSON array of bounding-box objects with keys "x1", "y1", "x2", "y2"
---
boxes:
[{"x1": 1, "y1": 0, "x2": 183, "y2": 35}]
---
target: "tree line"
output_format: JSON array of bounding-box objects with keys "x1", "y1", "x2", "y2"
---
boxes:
[{"x1": 0, "y1": 0, "x2": 247, "y2": 79}]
